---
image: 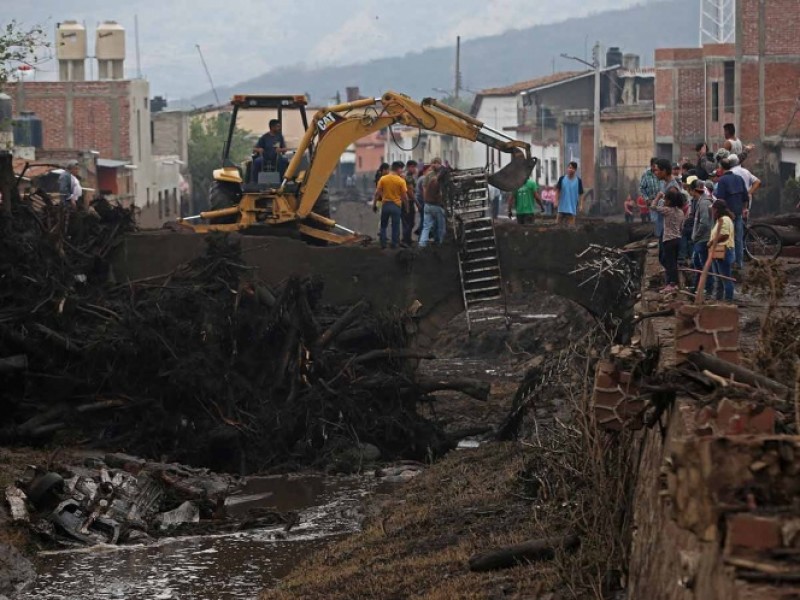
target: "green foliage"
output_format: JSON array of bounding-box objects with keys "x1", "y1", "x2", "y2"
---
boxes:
[
  {"x1": 187, "y1": 112, "x2": 252, "y2": 211},
  {"x1": 0, "y1": 21, "x2": 48, "y2": 86},
  {"x1": 437, "y1": 94, "x2": 473, "y2": 115},
  {"x1": 782, "y1": 177, "x2": 800, "y2": 213}
]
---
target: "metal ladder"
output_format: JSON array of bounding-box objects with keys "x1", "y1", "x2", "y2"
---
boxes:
[{"x1": 448, "y1": 169, "x2": 508, "y2": 333}]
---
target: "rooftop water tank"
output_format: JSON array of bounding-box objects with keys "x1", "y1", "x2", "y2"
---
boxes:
[
  {"x1": 57, "y1": 21, "x2": 87, "y2": 81},
  {"x1": 96, "y1": 21, "x2": 126, "y2": 80},
  {"x1": 606, "y1": 47, "x2": 623, "y2": 69}
]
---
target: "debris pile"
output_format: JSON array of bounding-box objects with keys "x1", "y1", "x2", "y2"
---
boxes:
[
  {"x1": 1, "y1": 195, "x2": 472, "y2": 472},
  {"x1": 4, "y1": 453, "x2": 296, "y2": 547}
]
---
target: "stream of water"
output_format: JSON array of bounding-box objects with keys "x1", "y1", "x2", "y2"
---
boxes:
[{"x1": 21, "y1": 474, "x2": 376, "y2": 600}]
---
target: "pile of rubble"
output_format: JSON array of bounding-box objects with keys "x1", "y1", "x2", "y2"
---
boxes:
[
  {"x1": 1, "y1": 186, "x2": 483, "y2": 473},
  {"x1": 4, "y1": 453, "x2": 295, "y2": 547}
]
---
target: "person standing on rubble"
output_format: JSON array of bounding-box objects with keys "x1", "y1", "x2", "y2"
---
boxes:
[
  {"x1": 690, "y1": 179, "x2": 714, "y2": 297},
  {"x1": 708, "y1": 199, "x2": 736, "y2": 301},
  {"x1": 58, "y1": 160, "x2": 82, "y2": 208},
  {"x1": 419, "y1": 158, "x2": 447, "y2": 247},
  {"x1": 554, "y1": 161, "x2": 584, "y2": 226},
  {"x1": 714, "y1": 156, "x2": 749, "y2": 271},
  {"x1": 373, "y1": 161, "x2": 408, "y2": 249},
  {"x1": 650, "y1": 187, "x2": 686, "y2": 294},
  {"x1": 640, "y1": 157, "x2": 661, "y2": 225},
  {"x1": 401, "y1": 160, "x2": 418, "y2": 247}
]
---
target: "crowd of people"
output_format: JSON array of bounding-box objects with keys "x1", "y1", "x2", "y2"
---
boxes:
[
  {"x1": 371, "y1": 157, "x2": 449, "y2": 249},
  {"x1": 637, "y1": 123, "x2": 759, "y2": 301}
]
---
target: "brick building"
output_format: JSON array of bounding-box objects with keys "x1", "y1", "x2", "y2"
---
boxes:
[
  {"x1": 5, "y1": 79, "x2": 172, "y2": 227},
  {"x1": 655, "y1": 1, "x2": 800, "y2": 211}
]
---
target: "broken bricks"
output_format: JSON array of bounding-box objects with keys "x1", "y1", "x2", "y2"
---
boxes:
[
  {"x1": 591, "y1": 347, "x2": 646, "y2": 431},
  {"x1": 675, "y1": 303, "x2": 741, "y2": 364}
]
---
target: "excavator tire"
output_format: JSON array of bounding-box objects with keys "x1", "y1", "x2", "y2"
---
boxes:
[{"x1": 208, "y1": 180, "x2": 241, "y2": 224}]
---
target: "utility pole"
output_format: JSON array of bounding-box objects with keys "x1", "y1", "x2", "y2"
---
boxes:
[
  {"x1": 593, "y1": 42, "x2": 601, "y2": 205},
  {"x1": 454, "y1": 36, "x2": 461, "y2": 101},
  {"x1": 561, "y1": 41, "x2": 602, "y2": 206}
]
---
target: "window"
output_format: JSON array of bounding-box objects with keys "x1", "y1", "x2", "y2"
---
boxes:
[
  {"x1": 150, "y1": 121, "x2": 155, "y2": 145},
  {"x1": 711, "y1": 82, "x2": 720, "y2": 122},
  {"x1": 158, "y1": 191, "x2": 163, "y2": 219},
  {"x1": 724, "y1": 61, "x2": 735, "y2": 113}
]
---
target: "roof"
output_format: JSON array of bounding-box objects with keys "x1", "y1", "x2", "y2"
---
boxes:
[
  {"x1": 479, "y1": 71, "x2": 588, "y2": 97},
  {"x1": 470, "y1": 70, "x2": 588, "y2": 115},
  {"x1": 12, "y1": 158, "x2": 59, "y2": 180},
  {"x1": 97, "y1": 158, "x2": 130, "y2": 168}
]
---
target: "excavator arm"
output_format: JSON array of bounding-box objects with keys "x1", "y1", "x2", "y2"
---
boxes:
[{"x1": 283, "y1": 91, "x2": 535, "y2": 219}]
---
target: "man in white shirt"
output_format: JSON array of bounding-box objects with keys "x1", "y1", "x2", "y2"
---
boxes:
[
  {"x1": 728, "y1": 154, "x2": 760, "y2": 216},
  {"x1": 57, "y1": 160, "x2": 83, "y2": 208}
]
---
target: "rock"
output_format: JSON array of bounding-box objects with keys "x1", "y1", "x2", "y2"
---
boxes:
[
  {"x1": 359, "y1": 443, "x2": 381, "y2": 462},
  {"x1": 0, "y1": 542, "x2": 36, "y2": 597},
  {"x1": 156, "y1": 501, "x2": 200, "y2": 529},
  {"x1": 4, "y1": 486, "x2": 29, "y2": 522}
]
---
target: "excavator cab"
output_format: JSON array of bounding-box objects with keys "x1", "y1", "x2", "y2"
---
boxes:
[{"x1": 204, "y1": 94, "x2": 312, "y2": 224}]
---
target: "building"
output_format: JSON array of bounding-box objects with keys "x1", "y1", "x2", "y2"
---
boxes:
[
  {"x1": 655, "y1": 0, "x2": 800, "y2": 211},
  {"x1": 5, "y1": 20, "x2": 182, "y2": 228},
  {"x1": 469, "y1": 72, "x2": 585, "y2": 178}
]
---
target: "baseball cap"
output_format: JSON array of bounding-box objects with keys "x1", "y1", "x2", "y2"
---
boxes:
[
  {"x1": 686, "y1": 175, "x2": 698, "y2": 187},
  {"x1": 66, "y1": 159, "x2": 79, "y2": 168},
  {"x1": 715, "y1": 148, "x2": 730, "y2": 162}
]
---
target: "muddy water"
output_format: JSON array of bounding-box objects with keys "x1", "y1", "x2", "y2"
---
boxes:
[{"x1": 21, "y1": 475, "x2": 376, "y2": 600}]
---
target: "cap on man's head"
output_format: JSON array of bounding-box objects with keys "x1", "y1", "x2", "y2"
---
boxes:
[
  {"x1": 672, "y1": 162, "x2": 681, "y2": 170},
  {"x1": 686, "y1": 175, "x2": 698, "y2": 187},
  {"x1": 691, "y1": 179, "x2": 706, "y2": 191},
  {"x1": 715, "y1": 148, "x2": 730, "y2": 162},
  {"x1": 66, "y1": 160, "x2": 79, "y2": 168}
]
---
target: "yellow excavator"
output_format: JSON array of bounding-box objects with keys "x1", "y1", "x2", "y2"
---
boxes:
[{"x1": 179, "y1": 91, "x2": 536, "y2": 244}]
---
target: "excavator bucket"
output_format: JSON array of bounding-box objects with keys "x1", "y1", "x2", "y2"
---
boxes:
[{"x1": 487, "y1": 155, "x2": 538, "y2": 192}]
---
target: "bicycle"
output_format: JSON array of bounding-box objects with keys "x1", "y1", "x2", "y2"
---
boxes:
[{"x1": 744, "y1": 221, "x2": 782, "y2": 260}]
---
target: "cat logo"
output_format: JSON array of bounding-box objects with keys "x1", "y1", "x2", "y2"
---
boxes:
[{"x1": 316, "y1": 112, "x2": 344, "y2": 139}]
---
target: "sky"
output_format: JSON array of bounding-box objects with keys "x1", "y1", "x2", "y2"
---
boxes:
[{"x1": 2, "y1": 0, "x2": 652, "y2": 99}]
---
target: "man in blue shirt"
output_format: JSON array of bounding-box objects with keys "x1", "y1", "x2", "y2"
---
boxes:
[
  {"x1": 714, "y1": 157, "x2": 749, "y2": 269},
  {"x1": 252, "y1": 119, "x2": 288, "y2": 182},
  {"x1": 555, "y1": 161, "x2": 584, "y2": 226}
]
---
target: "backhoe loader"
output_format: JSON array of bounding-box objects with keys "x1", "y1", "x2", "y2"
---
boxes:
[{"x1": 178, "y1": 91, "x2": 536, "y2": 244}]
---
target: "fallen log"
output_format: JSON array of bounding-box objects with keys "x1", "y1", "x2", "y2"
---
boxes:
[
  {"x1": 415, "y1": 375, "x2": 490, "y2": 401},
  {"x1": 314, "y1": 299, "x2": 369, "y2": 351},
  {"x1": 468, "y1": 534, "x2": 580, "y2": 572},
  {"x1": 352, "y1": 349, "x2": 435, "y2": 364},
  {"x1": 0, "y1": 354, "x2": 28, "y2": 373},
  {"x1": 686, "y1": 351, "x2": 790, "y2": 395},
  {"x1": 76, "y1": 399, "x2": 128, "y2": 413}
]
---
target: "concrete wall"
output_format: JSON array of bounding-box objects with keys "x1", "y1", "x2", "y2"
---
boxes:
[
  {"x1": 152, "y1": 110, "x2": 189, "y2": 165},
  {"x1": 110, "y1": 222, "x2": 636, "y2": 349}
]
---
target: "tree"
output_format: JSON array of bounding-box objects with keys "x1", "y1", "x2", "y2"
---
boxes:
[
  {"x1": 0, "y1": 20, "x2": 47, "y2": 86},
  {"x1": 187, "y1": 112, "x2": 253, "y2": 212},
  {"x1": 0, "y1": 21, "x2": 47, "y2": 219}
]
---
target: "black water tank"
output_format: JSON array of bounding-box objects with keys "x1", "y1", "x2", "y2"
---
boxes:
[
  {"x1": 606, "y1": 47, "x2": 623, "y2": 68},
  {"x1": 0, "y1": 94, "x2": 11, "y2": 127},
  {"x1": 13, "y1": 111, "x2": 43, "y2": 148}
]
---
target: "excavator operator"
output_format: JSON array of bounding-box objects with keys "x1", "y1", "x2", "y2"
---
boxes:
[{"x1": 252, "y1": 119, "x2": 289, "y2": 182}]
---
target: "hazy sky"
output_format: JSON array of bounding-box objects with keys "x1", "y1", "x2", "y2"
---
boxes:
[{"x1": 4, "y1": 0, "x2": 650, "y2": 99}]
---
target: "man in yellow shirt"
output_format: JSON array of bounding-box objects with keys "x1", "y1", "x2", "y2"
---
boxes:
[{"x1": 373, "y1": 161, "x2": 411, "y2": 249}]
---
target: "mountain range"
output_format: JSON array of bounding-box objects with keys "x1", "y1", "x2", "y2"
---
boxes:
[{"x1": 180, "y1": 0, "x2": 699, "y2": 108}]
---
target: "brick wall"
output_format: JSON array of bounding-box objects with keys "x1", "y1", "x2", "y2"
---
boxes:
[{"x1": 7, "y1": 80, "x2": 133, "y2": 160}]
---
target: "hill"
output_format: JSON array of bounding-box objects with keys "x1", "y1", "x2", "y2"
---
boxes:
[{"x1": 182, "y1": 0, "x2": 698, "y2": 108}]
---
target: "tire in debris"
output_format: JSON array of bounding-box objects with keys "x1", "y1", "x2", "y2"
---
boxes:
[
  {"x1": 208, "y1": 180, "x2": 242, "y2": 224},
  {"x1": 26, "y1": 471, "x2": 65, "y2": 510}
]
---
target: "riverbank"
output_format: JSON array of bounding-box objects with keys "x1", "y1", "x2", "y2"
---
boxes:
[{"x1": 262, "y1": 251, "x2": 800, "y2": 599}]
